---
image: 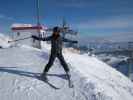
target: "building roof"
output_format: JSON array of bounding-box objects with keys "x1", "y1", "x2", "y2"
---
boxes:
[{"x1": 11, "y1": 24, "x2": 47, "y2": 31}]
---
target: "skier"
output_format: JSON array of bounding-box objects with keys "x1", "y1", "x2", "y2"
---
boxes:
[{"x1": 32, "y1": 26, "x2": 78, "y2": 81}]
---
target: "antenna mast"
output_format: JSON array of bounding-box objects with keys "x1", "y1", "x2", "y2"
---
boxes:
[
  {"x1": 36, "y1": 0, "x2": 41, "y2": 26},
  {"x1": 35, "y1": 0, "x2": 41, "y2": 49}
]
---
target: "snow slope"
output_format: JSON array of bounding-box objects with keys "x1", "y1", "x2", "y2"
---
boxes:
[{"x1": 0, "y1": 38, "x2": 133, "y2": 100}]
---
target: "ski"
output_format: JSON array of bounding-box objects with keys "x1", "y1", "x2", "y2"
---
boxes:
[
  {"x1": 35, "y1": 73, "x2": 74, "y2": 88},
  {"x1": 43, "y1": 79, "x2": 60, "y2": 90},
  {"x1": 35, "y1": 75, "x2": 60, "y2": 90}
]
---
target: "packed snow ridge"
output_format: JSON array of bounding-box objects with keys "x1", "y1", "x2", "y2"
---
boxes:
[{"x1": 0, "y1": 33, "x2": 133, "y2": 100}]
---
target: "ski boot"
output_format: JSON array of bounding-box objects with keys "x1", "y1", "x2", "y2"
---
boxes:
[
  {"x1": 40, "y1": 72, "x2": 48, "y2": 81},
  {"x1": 66, "y1": 71, "x2": 71, "y2": 79}
]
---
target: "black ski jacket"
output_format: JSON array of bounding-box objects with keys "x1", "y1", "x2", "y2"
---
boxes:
[{"x1": 32, "y1": 35, "x2": 78, "y2": 54}]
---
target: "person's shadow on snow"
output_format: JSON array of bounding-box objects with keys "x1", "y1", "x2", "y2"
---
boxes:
[
  {"x1": 38, "y1": 51, "x2": 49, "y2": 60},
  {"x1": 0, "y1": 67, "x2": 68, "y2": 80},
  {"x1": 0, "y1": 67, "x2": 68, "y2": 89}
]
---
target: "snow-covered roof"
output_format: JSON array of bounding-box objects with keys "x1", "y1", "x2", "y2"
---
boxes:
[{"x1": 12, "y1": 24, "x2": 33, "y2": 27}]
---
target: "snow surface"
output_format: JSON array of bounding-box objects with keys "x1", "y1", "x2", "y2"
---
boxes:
[
  {"x1": 0, "y1": 33, "x2": 11, "y2": 48},
  {"x1": 0, "y1": 35, "x2": 133, "y2": 100}
]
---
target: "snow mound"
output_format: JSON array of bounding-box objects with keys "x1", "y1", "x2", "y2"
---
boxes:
[
  {"x1": 0, "y1": 33, "x2": 11, "y2": 48},
  {"x1": 0, "y1": 43, "x2": 133, "y2": 100},
  {"x1": 98, "y1": 55, "x2": 128, "y2": 66}
]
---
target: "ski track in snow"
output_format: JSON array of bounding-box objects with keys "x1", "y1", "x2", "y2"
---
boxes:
[{"x1": 0, "y1": 42, "x2": 133, "y2": 100}]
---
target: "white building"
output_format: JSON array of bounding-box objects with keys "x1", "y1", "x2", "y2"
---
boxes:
[{"x1": 11, "y1": 24, "x2": 47, "y2": 49}]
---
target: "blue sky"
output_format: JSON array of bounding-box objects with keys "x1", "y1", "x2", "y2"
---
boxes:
[{"x1": 0, "y1": 0, "x2": 133, "y2": 38}]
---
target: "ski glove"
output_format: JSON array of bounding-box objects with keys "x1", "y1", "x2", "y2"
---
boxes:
[
  {"x1": 73, "y1": 41, "x2": 78, "y2": 44},
  {"x1": 32, "y1": 35, "x2": 38, "y2": 39}
]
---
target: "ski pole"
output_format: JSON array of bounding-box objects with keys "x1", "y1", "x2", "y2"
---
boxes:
[{"x1": 8, "y1": 36, "x2": 32, "y2": 43}]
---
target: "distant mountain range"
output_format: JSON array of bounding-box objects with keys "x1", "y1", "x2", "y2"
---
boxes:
[{"x1": 78, "y1": 32, "x2": 133, "y2": 46}]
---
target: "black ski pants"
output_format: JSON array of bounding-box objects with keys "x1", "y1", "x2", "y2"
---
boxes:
[{"x1": 43, "y1": 53, "x2": 70, "y2": 73}]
